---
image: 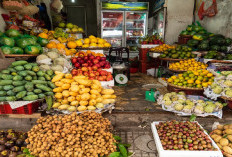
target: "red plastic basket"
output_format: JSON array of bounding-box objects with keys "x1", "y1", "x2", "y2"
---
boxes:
[
  {"x1": 0, "y1": 101, "x2": 40, "y2": 114},
  {"x1": 139, "y1": 48, "x2": 150, "y2": 62}
]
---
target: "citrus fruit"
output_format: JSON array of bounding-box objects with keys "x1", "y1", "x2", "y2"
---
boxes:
[
  {"x1": 38, "y1": 33, "x2": 48, "y2": 39},
  {"x1": 67, "y1": 41, "x2": 77, "y2": 49}
]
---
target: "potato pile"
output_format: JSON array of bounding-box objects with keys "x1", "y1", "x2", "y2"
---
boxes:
[
  {"x1": 210, "y1": 124, "x2": 232, "y2": 156},
  {"x1": 26, "y1": 112, "x2": 117, "y2": 157},
  {"x1": 52, "y1": 72, "x2": 116, "y2": 112}
]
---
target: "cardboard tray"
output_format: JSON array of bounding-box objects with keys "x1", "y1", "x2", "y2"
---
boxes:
[{"x1": 151, "y1": 121, "x2": 223, "y2": 157}]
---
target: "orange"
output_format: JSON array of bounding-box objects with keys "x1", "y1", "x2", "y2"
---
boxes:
[
  {"x1": 56, "y1": 43, "x2": 66, "y2": 50},
  {"x1": 67, "y1": 41, "x2": 77, "y2": 49},
  {"x1": 38, "y1": 33, "x2": 48, "y2": 39},
  {"x1": 46, "y1": 42, "x2": 57, "y2": 49},
  {"x1": 167, "y1": 78, "x2": 173, "y2": 83}
]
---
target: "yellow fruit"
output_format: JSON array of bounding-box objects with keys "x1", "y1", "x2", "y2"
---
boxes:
[
  {"x1": 65, "y1": 74, "x2": 73, "y2": 79},
  {"x1": 207, "y1": 73, "x2": 213, "y2": 77},
  {"x1": 77, "y1": 105, "x2": 87, "y2": 111},
  {"x1": 55, "y1": 93, "x2": 62, "y2": 99},
  {"x1": 70, "y1": 101, "x2": 79, "y2": 106},
  {"x1": 62, "y1": 90, "x2": 70, "y2": 97},
  {"x1": 98, "y1": 39, "x2": 105, "y2": 44},
  {"x1": 84, "y1": 38, "x2": 90, "y2": 44},
  {"x1": 90, "y1": 43, "x2": 97, "y2": 47},
  {"x1": 89, "y1": 99, "x2": 97, "y2": 106},
  {"x1": 67, "y1": 96, "x2": 76, "y2": 102},
  {"x1": 104, "y1": 43, "x2": 111, "y2": 47},
  {"x1": 38, "y1": 33, "x2": 48, "y2": 39},
  {"x1": 52, "y1": 102, "x2": 61, "y2": 108},
  {"x1": 53, "y1": 87, "x2": 63, "y2": 93},
  {"x1": 96, "y1": 97, "x2": 103, "y2": 103},
  {"x1": 89, "y1": 35, "x2": 96, "y2": 39},
  {"x1": 90, "y1": 94, "x2": 97, "y2": 99},
  {"x1": 76, "y1": 40, "x2": 83, "y2": 47},
  {"x1": 70, "y1": 85, "x2": 79, "y2": 92},
  {"x1": 195, "y1": 80, "x2": 201, "y2": 85},
  {"x1": 67, "y1": 41, "x2": 77, "y2": 49},
  {"x1": 61, "y1": 99, "x2": 69, "y2": 104},
  {"x1": 90, "y1": 38, "x2": 97, "y2": 43},
  {"x1": 79, "y1": 101, "x2": 88, "y2": 106},
  {"x1": 82, "y1": 44, "x2": 89, "y2": 48},
  {"x1": 202, "y1": 82, "x2": 208, "y2": 87},
  {"x1": 69, "y1": 91, "x2": 78, "y2": 96},
  {"x1": 76, "y1": 95, "x2": 81, "y2": 101},
  {"x1": 87, "y1": 106, "x2": 96, "y2": 110},
  {"x1": 61, "y1": 84, "x2": 71, "y2": 90},
  {"x1": 46, "y1": 42, "x2": 57, "y2": 49},
  {"x1": 171, "y1": 76, "x2": 177, "y2": 80},
  {"x1": 187, "y1": 79, "x2": 194, "y2": 84},
  {"x1": 81, "y1": 93, "x2": 91, "y2": 101}
]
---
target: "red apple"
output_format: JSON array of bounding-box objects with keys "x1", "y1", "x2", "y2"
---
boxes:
[
  {"x1": 93, "y1": 59, "x2": 99, "y2": 64},
  {"x1": 87, "y1": 60, "x2": 92, "y2": 64},
  {"x1": 95, "y1": 72, "x2": 100, "y2": 76},
  {"x1": 107, "y1": 72, "x2": 112, "y2": 76},
  {"x1": 96, "y1": 56, "x2": 101, "y2": 60},
  {"x1": 98, "y1": 76, "x2": 104, "y2": 81},
  {"x1": 74, "y1": 62, "x2": 80, "y2": 68},
  {"x1": 89, "y1": 72, "x2": 95, "y2": 77},
  {"x1": 102, "y1": 76, "x2": 107, "y2": 80},
  {"x1": 76, "y1": 57, "x2": 82, "y2": 61},
  {"x1": 89, "y1": 63, "x2": 94, "y2": 67},
  {"x1": 89, "y1": 77, "x2": 95, "y2": 80},
  {"x1": 77, "y1": 70, "x2": 83, "y2": 75},
  {"x1": 100, "y1": 57, "x2": 107, "y2": 61},
  {"x1": 87, "y1": 67, "x2": 93, "y2": 71},
  {"x1": 106, "y1": 77, "x2": 112, "y2": 81},
  {"x1": 84, "y1": 56, "x2": 89, "y2": 61},
  {"x1": 89, "y1": 56, "x2": 95, "y2": 60},
  {"x1": 83, "y1": 71, "x2": 89, "y2": 77},
  {"x1": 71, "y1": 58, "x2": 77, "y2": 64},
  {"x1": 71, "y1": 69, "x2": 77, "y2": 75},
  {"x1": 97, "y1": 69, "x2": 102, "y2": 72},
  {"x1": 104, "y1": 64, "x2": 111, "y2": 69},
  {"x1": 82, "y1": 63, "x2": 88, "y2": 67},
  {"x1": 82, "y1": 67, "x2": 88, "y2": 72},
  {"x1": 99, "y1": 61, "x2": 105, "y2": 67},
  {"x1": 95, "y1": 63, "x2": 101, "y2": 68},
  {"x1": 79, "y1": 59, "x2": 85, "y2": 64},
  {"x1": 95, "y1": 76, "x2": 99, "y2": 80},
  {"x1": 100, "y1": 70, "x2": 106, "y2": 76},
  {"x1": 92, "y1": 65, "x2": 98, "y2": 71}
]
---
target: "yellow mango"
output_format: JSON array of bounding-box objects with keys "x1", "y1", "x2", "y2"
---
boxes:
[
  {"x1": 90, "y1": 94, "x2": 97, "y2": 100},
  {"x1": 70, "y1": 101, "x2": 79, "y2": 106},
  {"x1": 102, "y1": 95, "x2": 111, "y2": 99},
  {"x1": 65, "y1": 73, "x2": 73, "y2": 79},
  {"x1": 79, "y1": 85, "x2": 85, "y2": 89},
  {"x1": 70, "y1": 85, "x2": 79, "y2": 92},
  {"x1": 89, "y1": 99, "x2": 97, "y2": 106},
  {"x1": 96, "y1": 103, "x2": 104, "y2": 108},
  {"x1": 62, "y1": 90, "x2": 70, "y2": 97},
  {"x1": 91, "y1": 84, "x2": 100, "y2": 90},
  {"x1": 101, "y1": 89, "x2": 114, "y2": 95},
  {"x1": 55, "y1": 81, "x2": 63, "y2": 87},
  {"x1": 87, "y1": 106, "x2": 96, "y2": 110},
  {"x1": 74, "y1": 76, "x2": 87, "y2": 80},
  {"x1": 61, "y1": 83, "x2": 71, "y2": 90},
  {"x1": 77, "y1": 79, "x2": 92, "y2": 86},
  {"x1": 53, "y1": 87, "x2": 63, "y2": 93},
  {"x1": 71, "y1": 82, "x2": 78, "y2": 86},
  {"x1": 52, "y1": 102, "x2": 61, "y2": 108},
  {"x1": 79, "y1": 88, "x2": 90, "y2": 94},
  {"x1": 81, "y1": 93, "x2": 90, "y2": 101},
  {"x1": 92, "y1": 80, "x2": 101, "y2": 86},
  {"x1": 55, "y1": 93, "x2": 62, "y2": 99},
  {"x1": 77, "y1": 105, "x2": 87, "y2": 111},
  {"x1": 102, "y1": 99, "x2": 115, "y2": 104},
  {"x1": 90, "y1": 89, "x2": 99, "y2": 95},
  {"x1": 58, "y1": 104, "x2": 70, "y2": 110},
  {"x1": 111, "y1": 95, "x2": 117, "y2": 99},
  {"x1": 67, "y1": 106, "x2": 76, "y2": 112},
  {"x1": 61, "y1": 79, "x2": 73, "y2": 84},
  {"x1": 67, "y1": 96, "x2": 76, "y2": 102},
  {"x1": 56, "y1": 98, "x2": 62, "y2": 102},
  {"x1": 52, "y1": 73, "x2": 64, "y2": 82},
  {"x1": 96, "y1": 97, "x2": 103, "y2": 103},
  {"x1": 76, "y1": 95, "x2": 81, "y2": 101},
  {"x1": 79, "y1": 101, "x2": 88, "y2": 106},
  {"x1": 55, "y1": 71, "x2": 62, "y2": 75},
  {"x1": 69, "y1": 91, "x2": 78, "y2": 96}
]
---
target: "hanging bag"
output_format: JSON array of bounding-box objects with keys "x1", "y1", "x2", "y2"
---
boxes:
[
  {"x1": 18, "y1": 0, "x2": 39, "y2": 16},
  {"x1": 2, "y1": 0, "x2": 23, "y2": 11}
]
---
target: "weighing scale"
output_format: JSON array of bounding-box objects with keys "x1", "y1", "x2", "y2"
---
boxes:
[{"x1": 113, "y1": 63, "x2": 129, "y2": 86}]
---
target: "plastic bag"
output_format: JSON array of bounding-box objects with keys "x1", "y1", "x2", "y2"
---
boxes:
[{"x1": 198, "y1": 0, "x2": 217, "y2": 20}]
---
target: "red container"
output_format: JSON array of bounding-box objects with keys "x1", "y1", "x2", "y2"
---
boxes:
[
  {"x1": 130, "y1": 67, "x2": 138, "y2": 73},
  {"x1": 0, "y1": 101, "x2": 40, "y2": 114},
  {"x1": 139, "y1": 48, "x2": 150, "y2": 62},
  {"x1": 139, "y1": 61, "x2": 148, "y2": 73}
]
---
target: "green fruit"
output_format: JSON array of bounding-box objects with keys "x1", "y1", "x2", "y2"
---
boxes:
[
  {"x1": 37, "y1": 37, "x2": 49, "y2": 46},
  {"x1": 12, "y1": 47, "x2": 24, "y2": 54},
  {"x1": 16, "y1": 38, "x2": 30, "y2": 48},
  {"x1": 58, "y1": 23, "x2": 66, "y2": 28},
  {"x1": 25, "y1": 45, "x2": 41, "y2": 55},
  {"x1": 0, "y1": 37, "x2": 15, "y2": 47},
  {"x1": 5, "y1": 29, "x2": 21, "y2": 38},
  {"x1": 1, "y1": 46, "x2": 13, "y2": 54}
]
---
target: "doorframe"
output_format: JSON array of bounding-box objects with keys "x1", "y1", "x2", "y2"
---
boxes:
[{"x1": 65, "y1": 5, "x2": 88, "y2": 35}]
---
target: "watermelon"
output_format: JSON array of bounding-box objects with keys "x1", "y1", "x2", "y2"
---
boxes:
[
  {"x1": 12, "y1": 47, "x2": 24, "y2": 54},
  {"x1": 5, "y1": 29, "x2": 21, "y2": 38},
  {"x1": 1, "y1": 46, "x2": 13, "y2": 54}
]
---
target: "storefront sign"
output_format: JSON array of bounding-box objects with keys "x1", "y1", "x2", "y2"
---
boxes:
[
  {"x1": 102, "y1": 2, "x2": 148, "y2": 11},
  {"x1": 153, "y1": 0, "x2": 165, "y2": 13}
]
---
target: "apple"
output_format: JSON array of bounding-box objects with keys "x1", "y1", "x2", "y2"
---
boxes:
[
  {"x1": 89, "y1": 56, "x2": 95, "y2": 60},
  {"x1": 83, "y1": 71, "x2": 89, "y2": 77},
  {"x1": 76, "y1": 57, "x2": 82, "y2": 61},
  {"x1": 71, "y1": 58, "x2": 77, "y2": 64},
  {"x1": 81, "y1": 67, "x2": 88, "y2": 72},
  {"x1": 71, "y1": 69, "x2": 77, "y2": 75},
  {"x1": 79, "y1": 59, "x2": 85, "y2": 64},
  {"x1": 93, "y1": 59, "x2": 99, "y2": 64},
  {"x1": 100, "y1": 71, "x2": 106, "y2": 76},
  {"x1": 95, "y1": 63, "x2": 101, "y2": 68},
  {"x1": 87, "y1": 60, "x2": 92, "y2": 64},
  {"x1": 87, "y1": 67, "x2": 93, "y2": 71},
  {"x1": 100, "y1": 57, "x2": 107, "y2": 61},
  {"x1": 84, "y1": 56, "x2": 89, "y2": 61},
  {"x1": 99, "y1": 61, "x2": 105, "y2": 67},
  {"x1": 88, "y1": 53, "x2": 93, "y2": 57},
  {"x1": 98, "y1": 76, "x2": 104, "y2": 81},
  {"x1": 106, "y1": 77, "x2": 112, "y2": 81},
  {"x1": 74, "y1": 62, "x2": 80, "y2": 68},
  {"x1": 96, "y1": 56, "x2": 101, "y2": 60},
  {"x1": 104, "y1": 64, "x2": 111, "y2": 69},
  {"x1": 89, "y1": 72, "x2": 95, "y2": 77},
  {"x1": 82, "y1": 63, "x2": 88, "y2": 67},
  {"x1": 95, "y1": 76, "x2": 99, "y2": 80},
  {"x1": 102, "y1": 76, "x2": 107, "y2": 80},
  {"x1": 95, "y1": 72, "x2": 100, "y2": 76},
  {"x1": 107, "y1": 72, "x2": 112, "y2": 76},
  {"x1": 97, "y1": 69, "x2": 102, "y2": 72},
  {"x1": 92, "y1": 65, "x2": 98, "y2": 71},
  {"x1": 77, "y1": 70, "x2": 83, "y2": 75},
  {"x1": 89, "y1": 63, "x2": 94, "y2": 67},
  {"x1": 89, "y1": 77, "x2": 95, "y2": 80}
]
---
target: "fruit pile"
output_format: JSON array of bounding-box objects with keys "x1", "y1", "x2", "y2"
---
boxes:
[
  {"x1": 75, "y1": 50, "x2": 104, "y2": 57},
  {"x1": 0, "y1": 129, "x2": 27, "y2": 156},
  {"x1": 169, "y1": 59, "x2": 208, "y2": 71},
  {"x1": 167, "y1": 70, "x2": 214, "y2": 88},
  {"x1": 159, "y1": 45, "x2": 196, "y2": 59},
  {"x1": 210, "y1": 124, "x2": 232, "y2": 156},
  {"x1": 71, "y1": 54, "x2": 111, "y2": 70},
  {"x1": 208, "y1": 71, "x2": 232, "y2": 98},
  {"x1": 0, "y1": 61, "x2": 55, "y2": 101},
  {"x1": 203, "y1": 51, "x2": 232, "y2": 60},
  {"x1": 57, "y1": 22, "x2": 84, "y2": 34},
  {"x1": 156, "y1": 121, "x2": 217, "y2": 151},
  {"x1": 46, "y1": 40, "x2": 77, "y2": 56},
  {"x1": 76, "y1": 35, "x2": 111, "y2": 48},
  {"x1": 159, "y1": 92, "x2": 224, "y2": 114},
  {"x1": 52, "y1": 73, "x2": 116, "y2": 112},
  {"x1": 26, "y1": 112, "x2": 117, "y2": 157},
  {"x1": 140, "y1": 34, "x2": 164, "y2": 45},
  {"x1": 150, "y1": 44, "x2": 175, "y2": 52},
  {"x1": 0, "y1": 29, "x2": 48, "y2": 55}
]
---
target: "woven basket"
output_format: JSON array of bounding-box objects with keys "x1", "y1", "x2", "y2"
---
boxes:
[
  {"x1": 2, "y1": 0, "x2": 23, "y2": 11},
  {"x1": 19, "y1": 5, "x2": 39, "y2": 15}
]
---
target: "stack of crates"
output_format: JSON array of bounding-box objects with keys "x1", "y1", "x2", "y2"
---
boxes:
[{"x1": 138, "y1": 45, "x2": 160, "y2": 73}]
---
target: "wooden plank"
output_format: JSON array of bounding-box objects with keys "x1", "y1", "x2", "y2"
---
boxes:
[{"x1": 1, "y1": 113, "x2": 41, "y2": 119}]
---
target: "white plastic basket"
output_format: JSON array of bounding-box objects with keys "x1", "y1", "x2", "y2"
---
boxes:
[{"x1": 151, "y1": 121, "x2": 223, "y2": 157}]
